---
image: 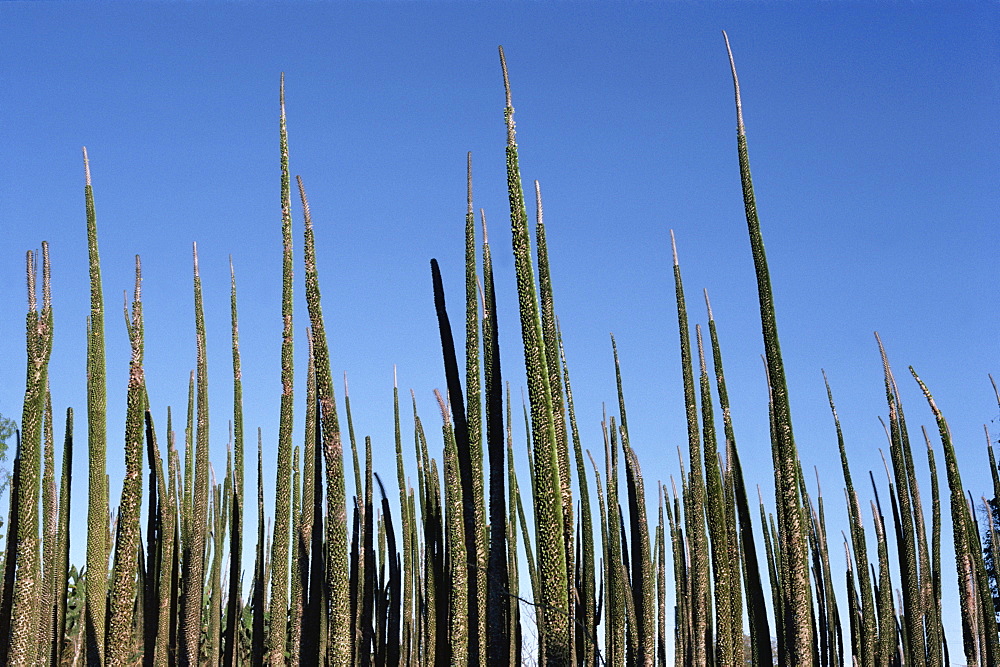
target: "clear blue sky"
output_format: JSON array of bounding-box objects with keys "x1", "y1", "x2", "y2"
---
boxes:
[{"x1": 2, "y1": 1, "x2": 997, "y2": 656}]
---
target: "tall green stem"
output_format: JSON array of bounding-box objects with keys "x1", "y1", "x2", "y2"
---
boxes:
[
  {"x1": 82, "y1": 148, "x2": 109, "y2": 667},
  {"x1": 498, "y1": 45, "x2": 569, "y2": 664},
  {"x1": 723, "y1": 32, "x2": 813, "y2": 660}
]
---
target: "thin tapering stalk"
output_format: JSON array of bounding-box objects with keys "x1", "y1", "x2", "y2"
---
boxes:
[
  {"x1": 603, "y1": 417, "x2": 626, "y2": 665},
  {"x1": 870, "y1": 484, "x2": 897, "y2": 667},
  {"x1": 300, "y1": 331, "x2": 322, "y2": 666},
  {"x1": 181, "y1": 243, "x2": 211, "y2": 666},
  {"x1": 705, "y1": 291, "x2": 764, "y2": 667},
  {"x1": 499, "y1": 45, "x2": 569, "y2": 664},
  {"x1": 656, "y1": 485, "x2": 667, "y2": 667},
  {"x1": 207, "y1": 468, "x2": 226, "y2": 667},
  {"x1": 611, "y1": 341, "x2": 654, "y2": 665},
  {"x1": 360, "y1": 437, "x2": 376, "y2": 667},
  {"x1": 183, "y1": 371, "x2": 195, "y2": 545},
  {"x1": 146, "y1": 409, "x2": 175, "y2": 667},
  {"x1": 297, "y1": 173, "x2": 350, "y2": 665},
  {"x1": 39, "y1": 387, "x2": 57, "y2": 666},
  {"x1": 167, "y1": 423, "x2": 182, "y2": 661},
  {"x1": 54, "y1": 407, "x2": 73, "y2": 667},
  {"x1": 304, "y1": 226, "x2": 344, "y2": 661},
  {"x1": 534, "y1": 181, "x2": 576, "y2": 659},
  {"x1": 559, "y1": 331, "x2": 596, "y2": 666},
  {"x1": 623, "y1": 442, "x2": 655, "y2": 666},
  {"x1": 913, "y1": 368, "x2": 995, "y2": 666},
  {"x1": 289, "y1": 445, "x2": 303, "y2": 666},
  {"x1": 11, "y1": 244, "x2": 54, "y2": 666},
  {"x1": 723, "y1": 32, "x2": 813, "y2": 660},
  {"x1": 664, "y1": 478, "x2": 688, "y2": 667},
  {"x1": 760, "y1": 491, "x2": 784, "y2": 665},
  {"x1": 434, "y1": 388, "x2": 468, "y2": 665},
  {"x1": 346, "y1": 376, "x2": 362, "y2": 513},
  {"x1": 82, "y1": 148, "x2": 110, "y2": 667},
  {"x1": 108, "y1": 256, "x2": 145, "y2": 667},
  {"x1": 696, "y1": 323, "x2": 736, "y2": 666},
  {"x1": 875, "y1": 335, "x2": 928, "y2": 666},
  {"x1": 464, "y1": 153, "x2": 488, "y2": 667},
  {"x1": 429, "y1": 255, "x2": 484, "y2": 665},
  {"x1": 142, "y1": 402, "x2": 160, "y2": 667},
  {"x1": 588, "y1": 446, "x2": 616, "y2": 665},
  {"x1": 374, "y1": 472, "x2": 401, "y2": 666},
  {"x1": 269, "y1": 71, "x2": 296, "y2": 667},
  {"x1": 253, "y1": 429, "x2": 266, "y2": 667},
  {"x1": 224, "y1": 257, "x2": 246, "y2": 667},
  {"x1": 824, "y1": 371, "x2": 876, "y2": 667},
  {"x1": 506, "y1": 386, "x2": 522, "y2": 665},
  {"x1": 669, "y1": 232, "x2": 711, "y2": 666},
  {"x1": 391, "y1": 371, "x2": 412, "y2": 667},
  {"x1": 412, "y1": 392, "x2": 443, "y2": 666},
  {"x1": 923, "y1": 425, "x2": 945, "y2": 666}
]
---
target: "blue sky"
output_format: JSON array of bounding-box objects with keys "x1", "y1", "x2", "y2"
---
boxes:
[{"x1": 2, "y1": 0, "x2": 998, "y2": 656}]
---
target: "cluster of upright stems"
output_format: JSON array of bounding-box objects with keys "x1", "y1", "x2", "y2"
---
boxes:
[{"x1": 0, "y1": 35, "x2": 998, "y2": 667}]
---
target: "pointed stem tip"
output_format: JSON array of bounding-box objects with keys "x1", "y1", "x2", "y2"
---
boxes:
[
  {"x1": 499, "y1": 46, "x2": 516, "y2": 146},
  {"x1": 82, "y1": 146, "x2": 92, "y2": 186},
  {"x1": 434, "y1": 388, "x2": 451, "y2": 425},
  {"x1": 467, "y1": 152, "x2": 473, "y2": 215},
  {"x1": 133, "y1": 254, "x2": 142, "y2": 301},
  {"x1": 534, "y1": 181, "x2": 543, "y2": 226},
  {"x1": 498, "y1": 46, "x2": 512, "y2": 109},
  {"x1": 296, "y1": 176, "x2": 312, "y2": 229},
  {"x1": 42, "y1": 241, "x2": 51, "y2": 309},
  {"x1": 722, "y1": 31, "x2": 745, "y2": 135}
]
